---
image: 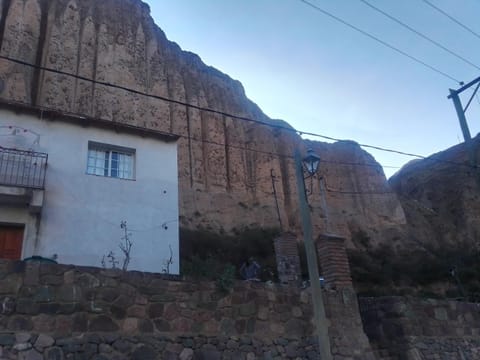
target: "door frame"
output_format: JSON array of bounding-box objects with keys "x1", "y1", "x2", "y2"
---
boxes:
[{"x1": 0, "y1": 222, "x2": 26, "y2": 260}]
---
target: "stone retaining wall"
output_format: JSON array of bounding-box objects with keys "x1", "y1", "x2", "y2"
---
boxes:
[
  {"x1": 0, "y1": 332, "x2": 320, "y2": 360},
  {"x1": 3, "y1": 259, "x2": 480, "y2": 359},
  {"x1": 0, "y1": 260, "x2": 313, "y2": 339},
  {"x1": 359, "y1": 296, "x2": 480, "y2": 359},
  {"x1": 0, "y1": 260, "x2": 375, "y2": 359}
]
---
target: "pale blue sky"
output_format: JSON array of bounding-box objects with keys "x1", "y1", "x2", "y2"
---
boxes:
[{"x1": 147, "y1": 0, "x2": 480, "y2": 177}]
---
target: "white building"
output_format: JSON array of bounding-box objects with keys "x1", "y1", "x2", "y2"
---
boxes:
[{"x1": 0, "y1": 100, "x2": 180, "y2": 274}]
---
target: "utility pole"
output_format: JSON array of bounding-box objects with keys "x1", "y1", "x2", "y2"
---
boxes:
[
  {"x1": 270, "y1": 169, "x2": 283, "y2": 231},
  {"x1": 448, "y1": 76, "x2": 480, "y2": 142},
  {"x1": 448, "y1": 76, "x2": 480, "y2": 168},
  {"x1": 449, "y1": 89, "x2": 472, "y2": 142},
  {"x1": 294, "y1": 149, "x2": 332, "y2": 360}
]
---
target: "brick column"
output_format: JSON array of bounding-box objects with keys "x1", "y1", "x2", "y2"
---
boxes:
[
  {"x1": 273, "y1": 232, "x2": 301, "y2": 285},
  {"x1": 316, "y1": 233, "x2": 353, "y2": 289}
]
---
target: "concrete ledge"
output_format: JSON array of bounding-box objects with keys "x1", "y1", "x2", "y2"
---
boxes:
[
  {"x1": 0, "y1": 185, "x2": 30, "y2": 196},
  {"x1": 0, "y1": 185, "x2": 44, "y2": 212}
]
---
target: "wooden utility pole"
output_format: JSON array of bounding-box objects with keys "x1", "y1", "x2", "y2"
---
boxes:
[{"x1": 294, "y1": 149, "x2": 332, "y2": 360}]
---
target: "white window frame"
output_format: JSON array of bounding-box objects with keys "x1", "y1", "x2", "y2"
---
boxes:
[{"x1": 86, "y1": 141, "x2": 135, "y2": 180}]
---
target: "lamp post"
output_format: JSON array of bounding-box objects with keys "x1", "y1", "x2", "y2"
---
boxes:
[
  {"x1": 302, "y1": 149, "x2": 321, "y2": 195},
  {"x1": 294, "y1": 148, "x2": 332, "y2": 360}
]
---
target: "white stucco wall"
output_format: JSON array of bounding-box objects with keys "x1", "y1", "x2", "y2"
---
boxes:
[{"x1": 0, "y1": 109, "x2": 179, "y2": 274}]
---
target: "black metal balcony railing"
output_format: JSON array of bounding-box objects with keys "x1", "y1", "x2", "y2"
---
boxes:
[{"x1": 0, "y1": 147, "x2": 48, "y2": 189}]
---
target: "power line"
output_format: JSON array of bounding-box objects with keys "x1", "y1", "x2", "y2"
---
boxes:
[
  {"x1": 259, "y1": 185, "x2": 396, "y2": 197},
  {"x1": 254, "y1": 175, "x2": 397, "y2": 196},
  {"x1": 298, "y1": 0, "x2": 462, "y2": 83},
  {"x1": 177, "y1": 133, "x2": 400, "y2": 169},
  {"x1": 0, "y1": 55, "x2": 276, "y2": 131},
  {"x1": 2, "y1": 100, "x2": 477, "y2": 196},
  {"x1": 359, "y1": 0, "x2": 480, "y2": 71},
  {"x1": 324, "y1": 185, "x2": 394, "y2": 195},
  {"x1": 421, "y1": 0, "x2": 480, "y2": 41},
  {"x1": 0, "y1": 54, "x2": 420, "y2": 162},
  {"x1": 0, "y1": 54, "x2": 476, "y2": 171},
  {"x1": 0, "y1": 96, "x2": 399, "y2": 171}
]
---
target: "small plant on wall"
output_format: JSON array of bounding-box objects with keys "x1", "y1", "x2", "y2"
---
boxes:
[
  {"x1": 216, "y1": 264, "x2": 236, "y2": 293},
  {"x1": 101, "y1": 220, "x2": 133, "y2": 271},
  {"x1": 119, "y1": 220, "x2": 133, "y2": 271},
  {"x1": 101, "y1": 251, "x2": 119, "y2": 269},
  {"x1": 162, "y1": 244, "x2": 174, "y2": 274}
]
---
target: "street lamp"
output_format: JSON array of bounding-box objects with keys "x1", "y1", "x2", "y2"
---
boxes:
[
  {"x1": 294, "y1": 148, "x2": 332, "y2": 360},
  {"x1": 302, "y1": 148, "x2": 321, "y2": 195},
  {"x1": 303, "y1": 148, "x2": 321, "y2": 178}
]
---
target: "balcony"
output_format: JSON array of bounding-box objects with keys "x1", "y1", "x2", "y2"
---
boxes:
[
  {"x1": 0, "y1": 147, "x2": 47, "y2": 189},
  {"x1": 0, "y1": 147, "x2": 47, "y2": 212}
]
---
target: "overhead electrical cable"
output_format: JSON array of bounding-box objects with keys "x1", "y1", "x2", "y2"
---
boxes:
[
  {"x1": 359, "y1": 0, "x2": 480, "y2": 71},
  {"x1": 325, "y1": 187, "x2": 394, "y2": 195},
  {"x1": 0, "y1": 96, "x2": 399, "y2": 170},
  {"x1": 0, "y1": 54, "x2": 477, "y2": 171},
  {"x1": 421, "y1": 0, "x2": 480, "y2": 41},
  {"x1": 298, "y1": 0, "x2": 462, "y2": 83},
  {"x1": 177, "y1": 133, "x2": 401, "y2": 169}
]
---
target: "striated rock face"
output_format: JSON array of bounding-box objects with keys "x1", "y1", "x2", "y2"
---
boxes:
[
  {"x1": 0, "y1": 0, "x2": 406, "y2": 245},
  {"x1": 389, "y1": 137, "x2": 480, "y2": 249}
]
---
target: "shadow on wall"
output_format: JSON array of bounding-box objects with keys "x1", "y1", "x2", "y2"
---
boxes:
[
  {"x1": 359, "y1": 296, "x2": 480, "y2": 359},
  {"x1": 348, "y1": 230, "x2": 480, "y2": 300},
  {"x1": 179, "y1": 227, "x2": 280, "y2": 282}
]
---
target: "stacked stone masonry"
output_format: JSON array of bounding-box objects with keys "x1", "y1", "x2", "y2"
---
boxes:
[
  {"x1": 5, "y1": 260, "x2": 479, "y2": 359},
  {"x1": 0, "y1": 332, "x2": 322, "y2": 360},
  {"x1": 359, "y1": 296, "x2": 480, "y2": 359},
  {"x1": 0, "y1": 260, "x2": 376, "y2": 359}
]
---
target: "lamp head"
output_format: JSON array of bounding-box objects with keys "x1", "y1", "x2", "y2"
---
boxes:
[{"x1": 303, "y1": 148, "x2": 321, "y2": 176}]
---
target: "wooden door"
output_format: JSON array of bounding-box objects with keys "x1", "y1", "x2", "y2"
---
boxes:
[{"x1": 0, "y1": 226, "x2": 24, "y2": 260}]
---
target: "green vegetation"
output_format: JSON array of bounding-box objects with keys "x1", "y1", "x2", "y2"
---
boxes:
[
  {"x1": 180, "y1": 227, "x2": 280, "y2": 283},
  {"x1": 348, "y1": 235, "x2": 480, "y2": 300},
  {"x1": 179, "y1": 226, "x2": 480, "y2": 301},
  {"x1": 216, "y1": 264, "x2": 236, "y2": 293}
]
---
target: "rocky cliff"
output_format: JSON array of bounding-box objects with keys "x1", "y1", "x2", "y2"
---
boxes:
[
  {"x1": 389, "y1": 137, "x2": 480, "y2": 249},
  {"x1": 367, "y1": 137, "x2": 480, "y2": 298},
  {"x1": 0, "y1": 0, "x2": 406, "y2": 245}
]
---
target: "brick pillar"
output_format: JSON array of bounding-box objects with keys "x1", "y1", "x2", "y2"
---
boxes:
[
  {"x1": 316, "y1": 233, "x2": 353, "y2": 289},
  {"x1": 273, "y1": 232, "x2": 301, "y2": 285}
]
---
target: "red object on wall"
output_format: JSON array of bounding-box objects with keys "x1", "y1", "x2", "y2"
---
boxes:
[{"x1": 0, "y1": 226, "x2": 24, "y2": 260}]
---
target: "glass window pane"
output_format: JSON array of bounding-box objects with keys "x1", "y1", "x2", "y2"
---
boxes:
[
  {"x1": 104, "y1": 151, "x2": 109, "y2": 176},
  {"x1": 111, "y1": 151, "x2": 118, "y2": 177},
  {"x1": 87, "y1": 149, "x2": 108, "y2": 176},
  {"x1": 87, "y1": 144, "x2": 134, "y2": 179}
]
